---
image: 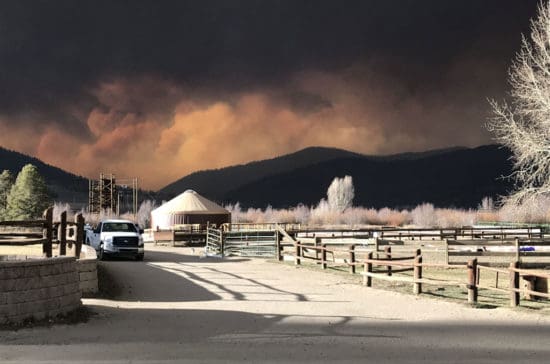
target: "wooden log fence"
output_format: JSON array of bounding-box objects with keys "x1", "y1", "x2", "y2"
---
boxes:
[
  {"x1": 295, "y1": 226, "x2": 544, "y2": 242},
  {"x1": 290, "y1": 239, "x2": 550, "y2": 307},
  {"x1": 292, "y1": 241, "x2": 418, "y2": 274},
  {"x1": 0, "y1": 207, "x2": 85, "y2": 258},
  {"x1": 445, "y1": 238, "x2": 550, "y2": 266}
]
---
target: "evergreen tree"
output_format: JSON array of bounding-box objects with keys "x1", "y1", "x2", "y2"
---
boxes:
[
  {"x1": 0, "y1": 170, "x2": 14, "y2": 220},
  {"x1": 6, "y1": 164, "x2": 51, "y2": 220}
]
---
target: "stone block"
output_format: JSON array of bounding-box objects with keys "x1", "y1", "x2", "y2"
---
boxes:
[
  {"x1": 77, "y1": 261, "x2": 97, "y2": 273},
  {"x1": 0, "y1": 303, "x2": 10, "y2": 316},
  {"x1": 80, "y1": 279, "x2": 98, "y2": 293},
  {"x1": 59, "y1": 292, "x2": 81, "y2": 308},
  {"x1": 0, "y1": 278, "x2": 17, "y2": 291},
  {"x1": 67, "y1": 272, "x2": 79, "y2": 283},
  {"x1": 79, "y1": 271, "x2": 97, "y2": 282},
  {"x1": 32, "y1": 310, "x2": 47, "y2": 321},
  {"x1": 0, "y1": 267, "x2": 7, "y2": 280},
  {"x1": 63, "y1": 282, "x2": 80, "y2": 295},
  {"x1": 15, "y1": 301, "x2": 36, "y2": 316}
]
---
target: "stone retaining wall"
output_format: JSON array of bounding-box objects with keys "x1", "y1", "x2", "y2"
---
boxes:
[
  {"x1": 0, "y1": 256, "x2": 81, "y2": 324},
  {"x1": 77, "y1": 245, "x2": 98, "y2": 295}
]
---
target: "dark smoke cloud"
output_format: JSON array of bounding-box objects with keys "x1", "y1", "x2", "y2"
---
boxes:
[{"x1": 0, "y1": 0, "x2": 540, "y2": 188}]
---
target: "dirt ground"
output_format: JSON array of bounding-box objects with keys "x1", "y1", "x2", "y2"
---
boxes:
[{"x1": 1, "y1": 245, "x2": 550, "y2": 363}]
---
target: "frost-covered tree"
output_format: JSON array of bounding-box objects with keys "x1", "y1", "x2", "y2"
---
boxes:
[
  {"x1": 5, "y1": 164, "x2": 51, "y2": 220},
  {"x1": 327, "y1": 175, "x2": 354, "y2": 212},
  {"x1": 488, "y1": 1, "x2": 550, "y2": 204},
  {"x1": 478, "y1": 196, "x2": 495, "y2": 211},
  {"x1": 0, "y1": 170, "x2": 14, "y2": 220},
  {"x1": 137, "y1": 200, "x2": 156, "y2": 228}
]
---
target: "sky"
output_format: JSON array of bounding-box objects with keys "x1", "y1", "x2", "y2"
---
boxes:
[{"x1": 0, "y1": 0, "x2": 539, "y2": 189}]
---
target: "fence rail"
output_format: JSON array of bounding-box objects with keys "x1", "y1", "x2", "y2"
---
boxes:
[
  {"x1": 293, "y1": 226, "x2": 544, "y2": 242},
  {"x1": 0, "y1": 207, "x2": 85, "y2": 258},
  {"x1": 445, "y1": 238, "x2": 550, "y2": 266}
]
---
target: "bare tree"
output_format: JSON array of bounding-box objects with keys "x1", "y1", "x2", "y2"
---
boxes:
[
  {"x1": 137, "y1": 200, "x2": 156, "y2": 228},
  {"x1": 488, "y1": 1, "x2": 550, "y2": 204},
  {"x1": 327, "y1": 175, "x2": 354, "y2": 212}
]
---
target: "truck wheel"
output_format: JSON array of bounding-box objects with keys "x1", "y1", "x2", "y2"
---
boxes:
[
  {"x1": 98, "y1": 245, "x2": 106, "y2": 261},
  {"x1": 135, "y1": 253, "x2": 144, "y2": 261}
]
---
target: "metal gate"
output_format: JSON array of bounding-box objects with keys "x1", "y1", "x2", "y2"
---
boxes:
[
  {"x1": 205, "y1": 228, "x2": 223, "y2": 257},
  {"x1": 224, "y1": 230, "x2": 277, "y2": 257},
  {"x1": 205, "y1": 228, "x2": 278, "y2": 258}
]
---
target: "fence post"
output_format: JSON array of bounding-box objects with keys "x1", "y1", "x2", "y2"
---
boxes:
[
  {"x1": 349, "y1": 244, "x2": 356, "y2": 274},
  {"x1": 467, "y1": 258, "x2": 478, "y2": 304},
  {"x1": 444, "y1": 239, "x2": 449, "y2": 265},
  {"x1": 364, "y1": 251, "x2": 373, "y2": 287},
  {"x1": 321, "y1": 244, "x2": 327, "y2": 269},
  {"x1": 315, "y1": 237, "x2": 321, "y2": 260},
  {"x1": 515, "y1": 238, "x2": 520, "y2": 264},
  {"x1": 275, "y1": 230, "x2": 281, "y2": 261},
  {"x1": 509, "y1": 261, "x2": 520, "y2": 307},
  {"x1": 59, "y1": 211, "x2": 67, "y2": 256},
  {"x1": 220, "y1": 229, "x2": 224, "y2": 257},
  {"x1": 295, "y1": 241, "x2": 301, "y2": 265},
  {"x1": 75, "y1": 213, "x2": 84, "y2": 258},
  {"x1": 42, "y1": 207, "x2": 53, "y2": 258},
  {"x1": 384, "y1": 246, "x2": 392, "y2": 276},
  {"x1": 413, "y1": 253, "x2": 422, "y2": 295}
]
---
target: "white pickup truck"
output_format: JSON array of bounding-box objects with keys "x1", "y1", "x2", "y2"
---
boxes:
[{"x1": 85, "y1": 219, "x2": 144, "y2": 261}]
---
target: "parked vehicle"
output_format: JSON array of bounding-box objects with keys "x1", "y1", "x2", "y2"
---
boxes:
[{"x1": 85, "y1": 219, "x2": 144, "y2": 261}]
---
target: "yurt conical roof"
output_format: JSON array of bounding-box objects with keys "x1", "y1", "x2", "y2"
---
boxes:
[{"x1": 153, "y1": 189, "x2": 229, "y2": 215}]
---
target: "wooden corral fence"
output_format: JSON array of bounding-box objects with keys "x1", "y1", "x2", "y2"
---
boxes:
[
  {"x1": 153, "y1": 229, "x2": 206, "y2": 246},
  {"x1": 294, "y1": 226, "x2": 543, "y2": 242},
  {"x1": 374, "y1": 226, "x2": 543, "y2": 241},
  {"x1": 445, "y1": 238, "x2": 550, "y2": 267},
  {"x1": 223, "y1": 222, "x2": 301, "y2": 232},
  {"x1": 288, "y1": 239, "x2": 550, "y2": 307},
  {"x1": 293, "y1": 240, "x2": 418, "y2": 276},
  {"x1": 288, "y1": 236, "x2": 403, "y2": 263},
  {"x1": 0, "y1": 207, "x2": 85, "y2": 258}
]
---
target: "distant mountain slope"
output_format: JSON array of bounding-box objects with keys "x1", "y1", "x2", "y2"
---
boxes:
[
  {"x1": 224, "y1": 145, "x2": 513, "y2": 209},
  {"x1": 0, "y1": 147, "x2": 88, "y2": 203},
  {"x1": 158, "y1": 146, "x2": 364, "y2": 200}
]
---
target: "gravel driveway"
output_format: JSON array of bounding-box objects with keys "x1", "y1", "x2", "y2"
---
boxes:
[{"x1": 1, "y1": 245, "x2": 549, "y2": 363}]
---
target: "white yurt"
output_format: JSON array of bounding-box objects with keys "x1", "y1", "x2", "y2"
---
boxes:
[{"x1": 151, "y1": 189, "x2": 231, "y2": 229}]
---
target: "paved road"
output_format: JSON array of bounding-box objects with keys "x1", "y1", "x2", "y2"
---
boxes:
[{"x1": 1, "y1": 245, "x2": 550, "y2": 363}]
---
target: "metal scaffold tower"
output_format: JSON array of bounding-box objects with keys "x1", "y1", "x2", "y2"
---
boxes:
[{"x1": 88, "y1": 173, "x2": 138, "y2": 217}]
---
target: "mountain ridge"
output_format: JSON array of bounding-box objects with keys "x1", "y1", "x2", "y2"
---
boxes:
[
  {"x1": 0, "y1": 144, "x2": 514, "y2": 209},
  {"x1": 157, "y1": 145, "x2": 473, "y2": 200},
  {"x1": 223, "y1": 145, "x2": 513, "y2": 209},
  {"x1": 0, "y1": 147, "x2": 88, "y2": 203}
]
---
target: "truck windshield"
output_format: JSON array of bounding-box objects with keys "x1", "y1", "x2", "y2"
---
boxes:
[{"x1": 102, "y1": 222, "x2": 137, "y2": 233}]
